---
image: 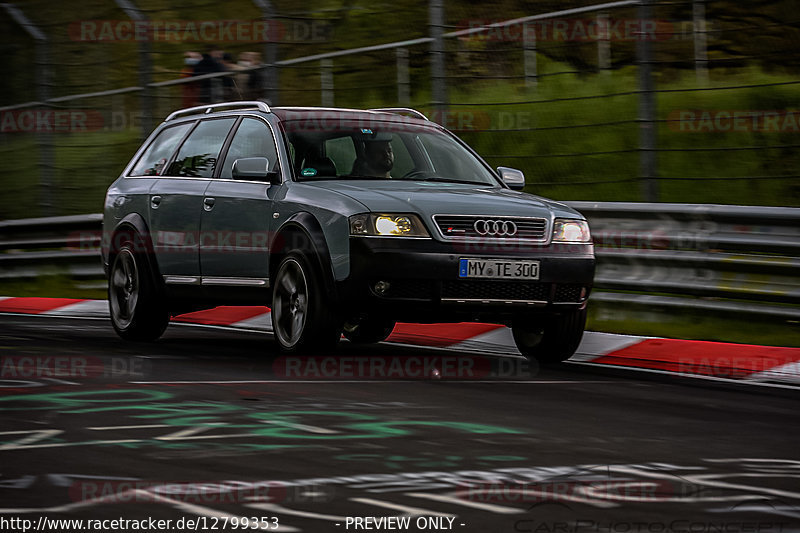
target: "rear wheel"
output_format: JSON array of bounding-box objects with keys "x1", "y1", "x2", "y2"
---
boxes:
[
  {"x1": 343, "y1": 317, "x2": 396, "y2": 344},
  {"x1": 512, "y1": 308, "x2": 587, "y2": 364},
  {"x1": 108, "y1": 240, "x2": 169, "y2": 341},
  {"x1": 271, "y1": 251, "x2": 341, "y2": 352}
]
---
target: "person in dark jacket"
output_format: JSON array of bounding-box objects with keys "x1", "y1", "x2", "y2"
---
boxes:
[{"x1": 193, "y1": 47, "x2": 224, "y2": 104}]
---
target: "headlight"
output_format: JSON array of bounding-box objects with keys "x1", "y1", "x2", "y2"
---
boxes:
[
  {"x1": 349, "y1": 214, "x2": 430, "y2": 237},
  {"x1": 552, "y1": 219, "x2": 591, "y2": 243}
]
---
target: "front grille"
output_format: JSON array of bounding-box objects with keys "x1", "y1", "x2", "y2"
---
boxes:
[
  {"x1": 553, "y1": 284, "x2": 585, "y2": 303},
  {"x1": 434, "y1": 215, "x2": 548, "y2": 241},
  {"x1": 442, "y1": 281, "x2": 550, "y2": 302}
]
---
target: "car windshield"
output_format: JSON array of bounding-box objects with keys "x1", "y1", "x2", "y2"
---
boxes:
[{"x1": 281, "y1": 118, "x2": 499, "y2": 186}]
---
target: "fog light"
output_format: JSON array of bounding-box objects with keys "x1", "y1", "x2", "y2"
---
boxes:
[
  {"x1": 580, "y1": 287, "x2": 587, "y2": 300},
  {"x1": 374, "y1": 281, "x2": 391, "y2": 295}
]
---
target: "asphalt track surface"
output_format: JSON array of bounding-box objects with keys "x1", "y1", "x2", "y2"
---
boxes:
[{"x1": 0, "y1": 313, "x2": 799, "y2": 533}]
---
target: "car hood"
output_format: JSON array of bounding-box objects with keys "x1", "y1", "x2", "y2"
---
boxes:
[{"x1": 307, "y1": 180, "x2": 584, "y2": 220}]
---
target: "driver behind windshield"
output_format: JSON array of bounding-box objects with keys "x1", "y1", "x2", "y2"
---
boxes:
[{"x1": 352, "y1": 134, "x2": 395, "y2": 178}]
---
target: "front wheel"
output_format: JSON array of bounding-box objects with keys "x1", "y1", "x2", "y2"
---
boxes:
[
  {"x1": 512, "y1": 307, "x2": 587, "y2": 364},
  {"x1": 108, "y1": 242, "x2": 169, "y2": 341},
  {"x1": 271, "y1": 252, "x2": 341, "y2": 352}
]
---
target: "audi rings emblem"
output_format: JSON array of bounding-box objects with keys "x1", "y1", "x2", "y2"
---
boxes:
[{"x1": 473, "y1": 219, "x2": 518, "y2": 236}]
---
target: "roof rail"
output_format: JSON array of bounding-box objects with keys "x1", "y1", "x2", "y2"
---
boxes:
[
  {"x1": 369, "y1": 107, "x2": 429, "y2": 121},
  {"x1": 165, "y1": 101, "x2": 272, "y2": 121}
]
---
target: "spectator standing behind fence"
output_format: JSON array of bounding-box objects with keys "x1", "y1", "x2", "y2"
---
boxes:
[
  {"x1": 181, "y1": 51, "x2": 201, "y2": 108},
  {"x1": 236, "y1": 52, "x2": 258, "y2": 100},
  {"x1": 246, "y1": 51, "x2": 264, "y2": 101},
  {"x1": 220, "y1": 52, "x2": 242, "y2": 100},
  {"x1": 193, "y1": 47, "x2": 224, "y2": 104}
]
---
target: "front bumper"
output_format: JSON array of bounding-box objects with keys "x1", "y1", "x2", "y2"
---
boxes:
[{"x1": 339, "y1": 236, "x2": 595, "y2": 322}]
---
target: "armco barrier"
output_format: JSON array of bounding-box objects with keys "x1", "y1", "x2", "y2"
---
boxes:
[{"x1": 1, "y1": 203, "x2": 798, "y2": 318}]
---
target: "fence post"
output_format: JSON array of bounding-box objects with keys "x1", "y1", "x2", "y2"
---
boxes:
[
  {"x1": 597, "y1": 12, "x2": 611, "y2": 72},
  {"x1": 693, "y1": 0, "x2": 708, "y2": 84},
  {"x1": 429, "y1": 0, "x2": 447, "y2": 118},
  {"x1": 253, "y1": 0, "x2": 279, "y2": 104},
  {"x1": 636, "y1": 0, "x2": 658, "y2": 202},
  {"x1": 320, "y1": 59, "x2": 334, "y2": 107},
  {"x1": 397, "y1": 48, "x2": 410, "y2": 106},
  {"x1": 2, "y1": 3, "x2": 53, "y2": 215},
  {"x1": 114, "y1": 0, "x2": 151, "y2": 141},
  {"x1": 523, "y1": 22, "x2": 537, "y2": 89}
]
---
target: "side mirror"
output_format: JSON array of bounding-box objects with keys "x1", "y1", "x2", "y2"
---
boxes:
[
  {"x1": 232, "y1": 157, "x2": 279, "y2": 184},
  {"x1": 497, "y1": 167, "x2": 525, "y2": 190}
]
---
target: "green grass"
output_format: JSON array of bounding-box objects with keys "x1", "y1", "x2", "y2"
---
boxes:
[{"x1": 0, "y1": 274, "x2": 107, "y2": 301}]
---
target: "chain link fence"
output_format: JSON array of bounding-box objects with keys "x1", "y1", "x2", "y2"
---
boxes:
[{"x1": 1, "y1": 0, "x2": 798, "y2": 219}]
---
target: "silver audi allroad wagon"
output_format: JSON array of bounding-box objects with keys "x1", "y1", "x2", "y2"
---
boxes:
[{"x1": 101, "y1": 102, "x2": 595, "y2": 362}]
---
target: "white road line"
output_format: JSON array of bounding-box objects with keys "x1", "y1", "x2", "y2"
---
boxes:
[
  {"x1": 247, "y1": 502, "x2": 347, "y2": 522},
  {"x1": 88, "y1": 424, "x2": 170, "y2": 431},
  {"x1": 0, "y1": 439, "x2": 142, "y2": 451},
  {"x1": 0, "y1": 429, "x2": 63, "y2": 450},
  {"x1": 128, "y1": 379, "x2": 611, "y2": 385},
  {"x1": 350, "y1": 497, "x2": 456, "y2": 517},
  {"x1": 568, "y1": 361, "x2": 800, "y2": 390},
  {"x1": 41, "y1": 377, "x2": 81, "y2": 385},
  {"x1": 451, "y1": 487, "x2": 617, "y2": 509},
  {"x1": 405, "y1": 492, "x2": 525, "y2": 514},
  {"x1": 262, "y1": 420, "x2": 339, "y2": 435},
  {"x1": 608, "y1": 466, "x2": 800, "y2": 501}
]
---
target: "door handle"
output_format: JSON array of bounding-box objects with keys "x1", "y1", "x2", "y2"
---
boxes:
[
  {"x1": 203, "y1": 197, "x2": 216, "y2": 211},
  {"x1": 150, "y1": 195, "x2": 161, "y2": 209}
]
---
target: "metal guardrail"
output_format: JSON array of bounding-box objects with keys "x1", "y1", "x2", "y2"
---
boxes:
[
  {"x1": 1, "y1": 203, "x2": 799, "y2": 318},
  {"x1": 569, "y1": 202, "x2": 800, "y2": 319}
]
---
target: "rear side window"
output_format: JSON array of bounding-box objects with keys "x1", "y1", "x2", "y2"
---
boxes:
[
  {"x1": 129, "y1": 123, "x2": 192, "y2": 177},
  {"x1": 165, "y1": 118, "x2": 236, "y2": 178}
]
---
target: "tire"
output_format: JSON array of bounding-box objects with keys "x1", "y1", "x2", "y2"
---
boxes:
[
  {"x1": 271, "y1": 251, "x2": 342, "y2": 352},
  {"x1": 108, "y1": 240, "x2": 169, "y2": 341},
  {"x1": 512, "y1": 307, "x2": 587, "y2": 364},
  {"x1": 343, "y1": 318, "x2": 396, "y2": 344}
]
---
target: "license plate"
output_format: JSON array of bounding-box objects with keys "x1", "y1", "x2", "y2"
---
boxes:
[{"x1": 458, "y1": 258, "x2": 540, "y2": 279}]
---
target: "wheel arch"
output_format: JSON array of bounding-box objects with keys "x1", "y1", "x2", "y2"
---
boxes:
[
  {"x1": 270, "y1": 212, "x2": 338, "y2": 302},
  {"x1": 108, "y1": 213, "x2": 163, "y2": 290}
]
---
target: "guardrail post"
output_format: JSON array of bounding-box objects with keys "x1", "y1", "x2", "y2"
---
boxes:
[
  {"x1": 320, "y1": 59, "x2": 334, "y2": 107},
  {"x1": 523, "y1": 22, "x2": 537, "y2": 89},
  {"x1": 597, "y1": 12, "x2": 611, "y2": 72},
  {"x1": 2, "y1": 3, "x2": 53, "y2": 215},
  {"x1": 429, "y1": 0, "x2": 447, "y2": 117},
  {"x1": 397, "y1": 47, "x2": 410, "y2": 106},
  {"x1": 114, "y1": 0, "x2": 151, "y2": 141},
  {"x1": 253, "y1": 0, "x2": 279, "y2": 104},
  {"x1": 636, "y1": 0, "x2": 658, "y2": 202},
  {"x1": 693, "y1": 0, "x2": 708, "y2": 84}
]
